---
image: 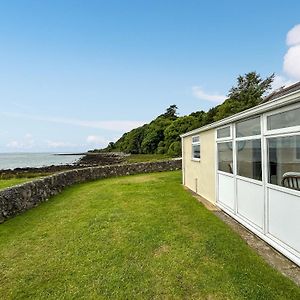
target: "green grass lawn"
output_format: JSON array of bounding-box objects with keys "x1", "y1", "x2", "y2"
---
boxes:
[
  {"x1": 0, "y1": 178, "x2": 37, "y2": 190},
  {"x1": 124, "y1": 153, "x2": 173, "y2": 163},
  {"x1": 0, "y1": 172, "x2": 48, "y2": 190},
  {"x1": 0, "y1": 171, "x2": 299, "y2": 299}
]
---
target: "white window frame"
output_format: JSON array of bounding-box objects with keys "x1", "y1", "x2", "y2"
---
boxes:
[
  {"x1": 265, "y1": 132, "x2": 300, "y2": 194},
  {"x1": 216, "y1": 140, "x2": 234, "y2": 176},
  {"x1": 191, "y1": 135, "x2": 201, "y2": 161},
  {"x1": 212, "y1": 98, "x2": 300, "y2": 265},
  {"x1": 216, "y1": 124, "x2": 232, "y2": 141},
  {"x1": 216, "y1": 125, "x2": 234, "y2": 175},
  {"x1": 264, "y1": 102, "x2": 300, "y2": 194},
  {"x1": 235, "y1": 115, "x2": 261, "y2": 139},
  {"x1": 264, "y1": 102, "x2": 300, "y2": 136},
  {"x1": 235, "y1": 116, "x2": 263, "y2": 183}
]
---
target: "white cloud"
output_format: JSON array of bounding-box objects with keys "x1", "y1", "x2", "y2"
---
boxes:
[
  {"x1": 192, "y1": 86, "x2": 226, "y2": 103},
  {"x1": 283, "y1": 44, "x2": 300, "y2": 80},
  {"x1": 286, "y1": 24, "x2": 300, "y2": 46},
  {"x1": 86, "y1": 135, "x2": 109, "y2": 146},
  {"x1": 6, "y1": 134, "x2": 35, "y2": 149},
  {"x1": 282, "y1": 24, "x2": 300, "y2": 80},
  {"x1": 1, "y1": 112, "x2": 146, "y2": 132}
]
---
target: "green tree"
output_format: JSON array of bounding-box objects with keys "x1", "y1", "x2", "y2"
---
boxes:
[
  {"x1": 157, "y1": 141, "x2": 166, "y2": 154},
  {"x1": 228, "y1": 71, "x2": 274, "y2": 102},
  {"x1": 164, "y1": 115, "x2": 200, "y2": 151},
  {"x1": 141, "y1": 117, "x2": 172, "y2": 153},
  {"x1": 214, "y1": 72, "x2": 274, "y2": 121},
  {"x1": 167, "y1": 141, "x2": 181, "y2": 157},
  {"x1": 106, "y1": 142, "x2": 115, "y2": 152},
  {"x1": 116, "y1": 126, "x2": 147, "y2": 154},
  {"x1": 163, "y1": 104, "x2": 178, "y2": 120},
  {"x1": 203, "y1": 106, "x2": 219, "y2": 125}
]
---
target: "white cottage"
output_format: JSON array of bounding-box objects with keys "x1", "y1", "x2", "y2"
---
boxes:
[{"x1": 181, "y1": 82, "x2": 300, "y2": 266}]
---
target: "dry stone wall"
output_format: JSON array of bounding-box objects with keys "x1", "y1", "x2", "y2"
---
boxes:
[{"x1": 0, "y1": 159, "x2": 182, "y2": 223}]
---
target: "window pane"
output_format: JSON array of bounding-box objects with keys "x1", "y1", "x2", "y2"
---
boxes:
[
  {"x1": 217, "y1": 126, "x2": 231, "y2": 139},
  {"x1": 192, "y1": 136, "x2": 199, "y2": 143},
  {"x1": 268, "y1": 135, "x2": 300, "y2": 190},
  {"x1": 267, "y1": 107, "x2": 300, "y2": 130},
  {"x1": 218, "y1": 142, "x2": 233, "y2": 173},
  {"x1": 192, "y1": 144, "x2": 200, "y2": 159},
  {"x1": 237, "y1": 139, "x2": 262, "y2": 181},
  {"x1": 236, "y1": 117, "x2": 261, "y2": 137},
  {"x1": 297, "y1": 136, "x2": 300, "y2": 160}
]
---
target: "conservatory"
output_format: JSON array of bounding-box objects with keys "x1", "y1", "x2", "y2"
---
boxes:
[{"x1": 181, "y1": 82, "x2": 300, "y2": 266}]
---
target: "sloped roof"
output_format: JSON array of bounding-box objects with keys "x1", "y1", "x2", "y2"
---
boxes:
[{"x1": 262, "y1": 81, "x2": 300, "y2": 103}]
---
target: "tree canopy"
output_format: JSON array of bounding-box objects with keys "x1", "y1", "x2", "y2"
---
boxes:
[
  {"x1": 97, "y1": 72, "x2": 274, "y2": 156},
  {"x1": 214, "y1": 72, "x2": 274, "y2": 121}
]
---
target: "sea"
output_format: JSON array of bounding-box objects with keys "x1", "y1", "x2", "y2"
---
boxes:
[{"x1": 0, "y1": 153, "x2": 84, "y2": 170}]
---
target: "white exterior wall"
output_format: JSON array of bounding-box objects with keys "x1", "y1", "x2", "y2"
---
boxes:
[{"x1": 182, "y1": 128, "x2": 216, "y2": 203}]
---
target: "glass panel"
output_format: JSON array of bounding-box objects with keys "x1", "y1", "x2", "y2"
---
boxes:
[
  {"x1": 267, "y1": 107, "x2": 300, "y2": 131},
  {"x1": 297, "y1": 136, "x2": 300, "y2": 160},
  {"x1": 268, "y1": 135, "x2": 300, "y2": 190},
  {"x1": 192, "y1": 144, "x2": 200, "y2": 159},
  {"x1": 218, "y1": 142, "x2": 233, "y2": 173},
  {"x1": 217, "y1": 126, "x2": 231, "y2": 139},
  {"x1": 237, "y1": 139, "x2": 262, "y2": 181},
  {"x1": 236, "y1": 117, "x2": 261, "y2": 137},
  {"x1": 192, "y1": 136, "x2": 200, "y2": 143}
]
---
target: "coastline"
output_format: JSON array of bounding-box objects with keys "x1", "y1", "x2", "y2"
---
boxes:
[
  {"x1": 53, "y1": 153, "x2": 87, "y2": 156},
  {"x1": 0, "y1": 152, "x2": 126, "y2": 176}
]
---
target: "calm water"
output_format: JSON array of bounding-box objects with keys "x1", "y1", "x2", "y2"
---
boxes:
[{"x1": 0, "y1": 153, "x2": 84, "y2": 170}]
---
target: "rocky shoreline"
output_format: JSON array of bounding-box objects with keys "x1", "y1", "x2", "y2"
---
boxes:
[{"x1": 0, "y1": 152, "x2": 128, "y2": 177}]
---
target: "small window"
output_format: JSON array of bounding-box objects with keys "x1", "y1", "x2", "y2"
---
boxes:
[
  {"x1": 192, "y1": 136, "x2": 200, "y2": 160},
  {"x1": 217, "y1": 142, "x2": 233, "y2": 173},
  {"x1": 267, "y1": 107, "x2": 300, "y2": 131},
  {"x1": 217, "y1": 126, "x2": 231, "y2": 139},
  {"x1": 236, "y1": 117, "x2": 261, "y2": 137},
  {"x1": 192, "y1": 136, "x2": 200, "y2": 143}
]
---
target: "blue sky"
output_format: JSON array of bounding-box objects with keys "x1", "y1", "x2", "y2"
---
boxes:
[{"x1": 1, "y1": 0, "x2": 300, "y2": 152}]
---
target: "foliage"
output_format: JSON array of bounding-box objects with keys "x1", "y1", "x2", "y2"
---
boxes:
[
  {"x1": 162, "y1": 104, "x2": 178, "y2": 120},
  {"x1": 0, "y1": 171, "x2": 299, "y2": 298},
  {"x1": 214, "y1": 72, "x2": 274, "y2": 121},
  {"x1": 141, "y1": 117, "x2": 172, "y2": 154},
  {"x1": 163, "y1": 115, "x2": 204, "y2": 155},
  {"x1": 100, "y1": 72, "x2": 274, "y2": 156},
  {"x1": 167, "y1": 141, "x2": 181, "y2": 156}
]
